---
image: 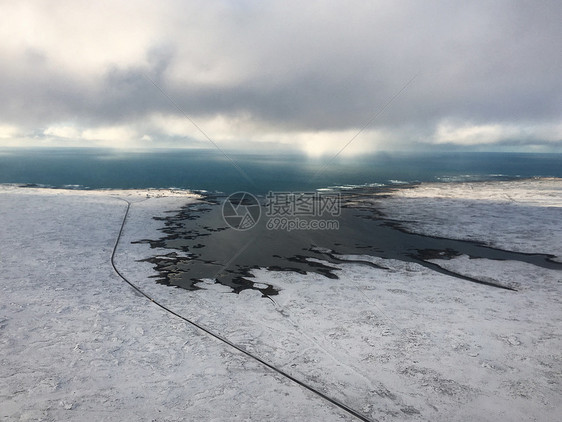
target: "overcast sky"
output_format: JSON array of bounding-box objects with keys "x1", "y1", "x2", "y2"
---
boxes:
[{"x1": 0, "y1": 0, "x2": 560, "y2": 155}]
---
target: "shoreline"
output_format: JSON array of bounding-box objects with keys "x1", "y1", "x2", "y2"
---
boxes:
[
  {"x1": 1, "y1": 178, "x2": 561, "y2": 421},
  {"x1": 0, "y1": 183, "x2": 200, "y2": 199},
  {"x1": 1, "y1": 175, "x2": 560, "y2": 195}
]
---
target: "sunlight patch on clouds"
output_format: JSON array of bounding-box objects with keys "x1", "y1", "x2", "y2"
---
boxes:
[
  {"x1": 81, "y1": 125, "x2": 138, "y2": 147},
  {"x1": 435, "y1": 122, "x2": 510, "y2": 145},
  {"x1": 0, "y1": 125, "x2": 21, "y2": 139},
  {"x1": 147, "y1": 112, "x2": 263, "y2": 142},
  {"x1": 434, "y1": 121, "x2": 562, "y2": 146},
  {"x1": 44, "y1": 125, "x2": 81, "y2": 139}
]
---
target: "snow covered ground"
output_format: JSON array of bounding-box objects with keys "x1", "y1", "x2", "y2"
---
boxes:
[
  {"x1": 1, "y1": 179, "x2": 561, "y2": 421},
  {"x1": 371, "y1": 178, "x2": 562, "y2": 261},
  {"x1": 0, "y1": 187, "x2": 350, "y2": 421}
]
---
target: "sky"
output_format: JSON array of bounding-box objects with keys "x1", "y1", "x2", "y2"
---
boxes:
[{"x1": 0, "y1": 0, "x2": 560, "y2": 155}]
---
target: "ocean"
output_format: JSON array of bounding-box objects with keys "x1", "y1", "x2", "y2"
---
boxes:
[{"x1": 1, "y1": 148, "x2": 561, "y2": 194}]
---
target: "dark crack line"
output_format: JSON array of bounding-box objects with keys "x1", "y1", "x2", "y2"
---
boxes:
[{"x1": 411, "y1": 258, "x2": 517, "y2": 291}]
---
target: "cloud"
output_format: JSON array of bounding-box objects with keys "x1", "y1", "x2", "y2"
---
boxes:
[
  {"x1": 0, "y1": 0, "x2": 560, "y2": 153},
  {"x1": 81, "y1": 125, "x2": 138, "y2": 146},
  {"x1": 0, "y1": 124, "x2": 21, "y2": 139},
  {"x1": 433, "y1": 120, "x2": 562, "y2": 147},
  {"x1": 43, "y1": 125, "x2": 81, "y2": 139}
]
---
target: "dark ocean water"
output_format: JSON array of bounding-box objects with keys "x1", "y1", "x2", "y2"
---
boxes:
[{"x1": 1, "y1": 148, "x2": 561, "y2": 194}]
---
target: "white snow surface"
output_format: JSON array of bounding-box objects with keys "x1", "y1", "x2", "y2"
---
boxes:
[
  {"x1": 1, "y1": 179, "x2": 561, "y2": 421},
  {"x1": 371, "y1": 178, "x2": 562, "y2": 260},
  {"x1": 0, "y1": 188, "x2": 348, "y2": 421}
]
